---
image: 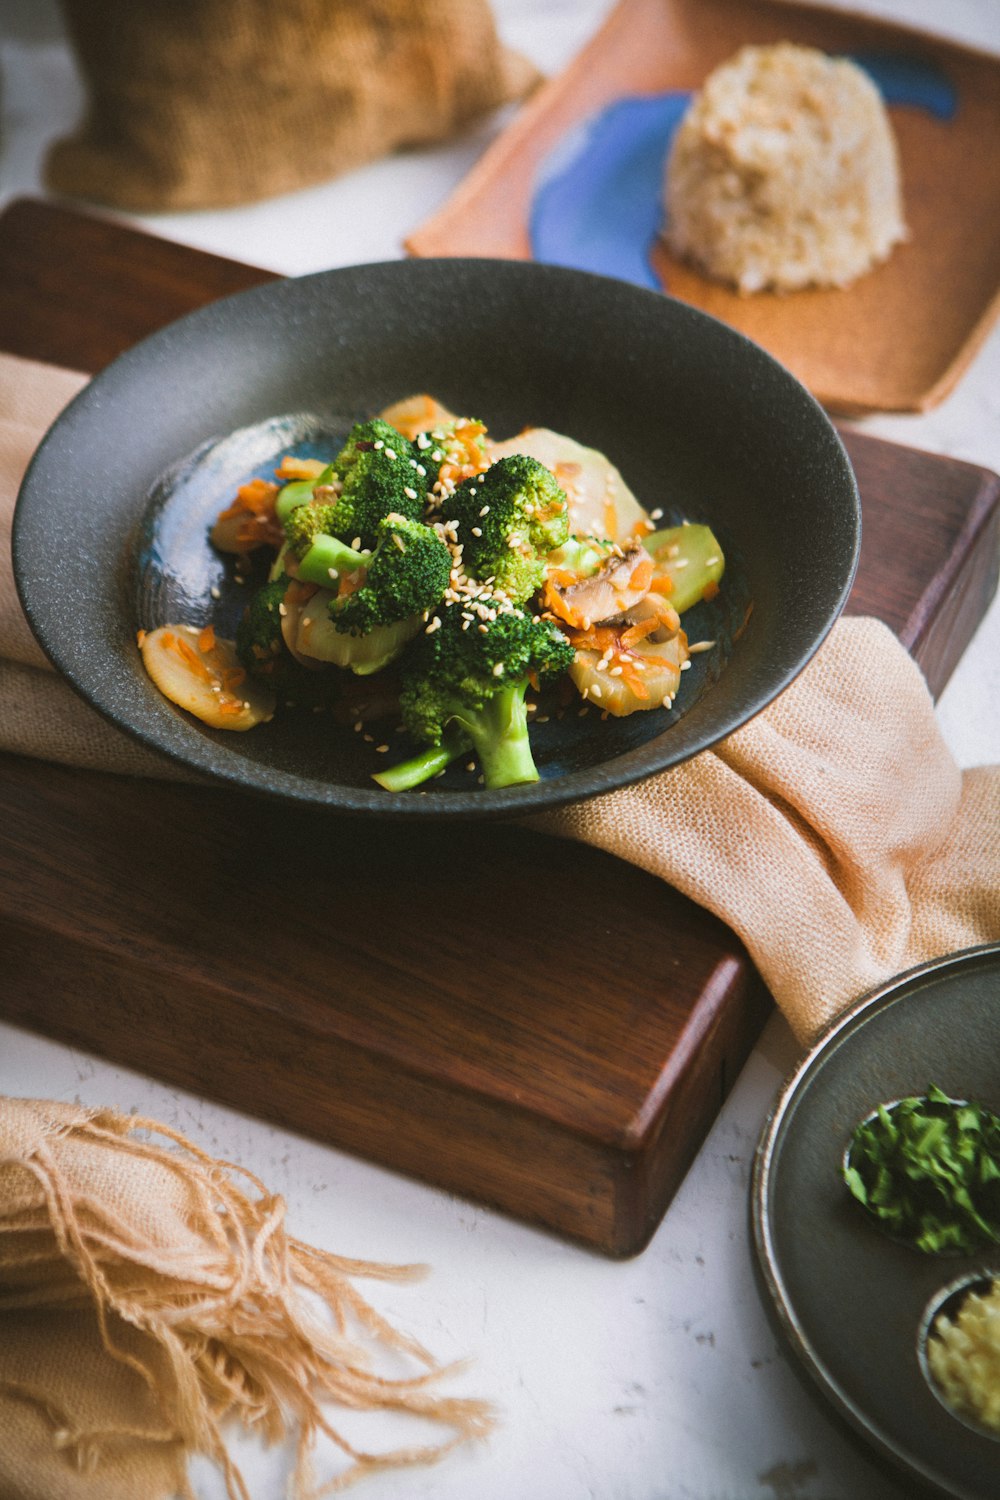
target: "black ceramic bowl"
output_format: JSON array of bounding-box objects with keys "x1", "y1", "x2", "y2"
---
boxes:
[{"x1": 13, "y1": 259, "x2": 859, "y2": 818}]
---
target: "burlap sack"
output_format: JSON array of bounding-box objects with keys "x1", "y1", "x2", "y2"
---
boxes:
[
  {"x1": 46, "y1": 0, "x2": 541, "y2": 211},
  {"x1": 3, "y1": 352, "x2": 999, "y2": 1045},
  {"x1": 0, "y1": 1099, "x2": 494, "y2": 1500}
]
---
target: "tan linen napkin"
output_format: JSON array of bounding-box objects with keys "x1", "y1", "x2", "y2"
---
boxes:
[
  {"x1": 3, "y1": 352, "x2": 999, "y2": 1046},
  {"x1": 47, "y1": 0, "x2": 540, "y2": 211},
  {"x1": 0, "y1": 1099, "x2": 493, "y2": 1500}
]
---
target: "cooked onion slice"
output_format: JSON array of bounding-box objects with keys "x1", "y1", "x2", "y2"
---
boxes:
[
  {"x1": 569, "y1": 624, "x2": 687, "y2": 716},
  {"x1": 139, "y1": 624, "x2": 275, "y2": 731}
]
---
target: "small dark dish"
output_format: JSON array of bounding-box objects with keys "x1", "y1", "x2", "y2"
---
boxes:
[
  {"x1": 13, "y1": 258, "x2": 858, "y2": 817},
  {"x1": 753, "y1": 943, "x2": 1000, "y2": 1500}
]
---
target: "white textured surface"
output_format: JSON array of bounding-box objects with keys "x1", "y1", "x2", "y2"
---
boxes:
[{"x1": 0, "y1": 4, "x2": 997, "y2": 1498}]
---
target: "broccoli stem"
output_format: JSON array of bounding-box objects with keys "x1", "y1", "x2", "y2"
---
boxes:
[
  {"x1": 296, "y1": 534, "x2": 370, "y2": 587},
  {"x1": 375, "y1": 685, "x2": 542, "y2": 793},
  {"x1": 464, "y1": 684, "x2": 540, "y2": 788},
  {"x1": 372, "y1": 730, "x2": 471, "y2": 792},
  {"x1": 275, "y1": 465, "x2": 335, "y2": 523}
]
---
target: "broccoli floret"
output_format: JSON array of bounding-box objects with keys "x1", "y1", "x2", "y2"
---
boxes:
[
  {"x1": 321, "y1": 419, "x2": 428, "y2": 549},
  {"x1": 442, "y1": 454, "x2": 570, "y2": 604},
  {"x1": 282, "y1": 505, "x2": 371, "y2": 586},
  {"x1": 235, "y1": 575, "x2": 333, "y2": 709},
  {"x1": 414, "y1": 417, "x2": 488, "y2": 490},
  {"x1": 376, "y1": 601, "x2": 574, "y2": 791},
  {"x1": 333, "y1": 514, "x2": 452, "y2": 635}
]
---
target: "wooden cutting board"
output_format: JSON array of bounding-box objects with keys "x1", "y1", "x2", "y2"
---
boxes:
[{"x1": 1, "y1": 199, "x2": 997, "y2": 1256}]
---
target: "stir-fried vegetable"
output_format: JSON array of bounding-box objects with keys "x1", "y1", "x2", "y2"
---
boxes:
[{"x1": 138, "y1": 394, "x2": 727, "y2": 789}]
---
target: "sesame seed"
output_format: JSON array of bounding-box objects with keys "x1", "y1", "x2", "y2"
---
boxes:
[
  {"x1": 471, "y1": 527, "x2": 483, "y2": 537},
  {"x1": 577, "y1": 705, "x2": 589, "y2": 716},
  {"x1": 353, "y1": 720, "x2": 363, "y2": 731},
  {"x1": 352, "y1": 537, "x2": 362, "y2": 551},
  {"x1": 363, "y1": 733, "x2": 374, "y2": 743},
  {"x1": 328, "y1": 567, "x2": 339, "y2": 579},
  {"x1": 374, "y1": 439, "x2": 384, "y2": 449},
  {"x1": 596, "y1": 659, "x2": 608, "y2": 672},
  {"x1": 278, "y1": 603, "x2": 287, "y2": 616},
  {"x1": 705, "y1": 556, "x2": 720, "y2": 566},
  {"x1": 392, "y1": 533, "x2": 407, "y2": 552},
  {"x1": 385, "y1": 448, "x2": 397, "y2": 460},
  {"x1": 537, "y1": 715, "x2": 550, "y2": 723},
  {"x1": 210, "y1": 585, "x2": 221, "y2": 600},
  {"x1": 590, "y1": 683, "x2": 603, "y2": 700},
  {"x1": 609, "y1": 666, "x2": 623, "y2": 677},
  {"x1": 404, "y1": 487, "x2": 418, "y2": 501},
  {"x1": 681, "y1": 659, "x2": 691, "y2": 670},
  {"x1": 466, "y1": 762, "x2": 476, "y2": 773},
  {"x1": 492, "y1": 662, "x2": 504, "y2": 676},
  {"x1": 375, "y1": 744, "x2": 389, "y2": 754},
  {"x1": 479, "y1": 505, "x2": 490, "y2": 517},
  {"x1": 416, "y1": 433, "x2": 431, "y2": 449},
  {"x1": 688, "y1": 639, "x2": 716, "y2": 653}
]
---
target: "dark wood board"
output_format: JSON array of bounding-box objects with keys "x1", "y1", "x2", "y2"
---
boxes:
[{"x1": 0, "y1": 198, "x2": 996, "y2": 1256}]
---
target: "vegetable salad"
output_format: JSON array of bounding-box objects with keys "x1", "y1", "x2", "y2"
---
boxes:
[{"x1": 139, "y1": 395, "x2": 725, "y2": 791}]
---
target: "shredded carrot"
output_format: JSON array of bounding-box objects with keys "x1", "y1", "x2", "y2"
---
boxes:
[
  {"x1": 218, "y1": 699, "x2": 244, "y2": 716},
  {"x1": 222, "y1": 667, "x2": 247, "y2": 690},
  {"x1": 603, "y1": 497, "x2": 618, "y2": 541},
  {"x1": 160, "y1": 631, "x2": 176, "y2": 650},
  {"x1": 136, "y1": 629, "x2": 147, "y2": 648},
  {"x1": 173, "y1": 635, "x2": 215, "y2": 684},
  {"x1": 703, "y1": 579, "x2": 720, "y2": 601},
  {"x1": 542, "y1": 580, "x2": 580, "y2": 627},
  {"x1": 652, "y1": 601, "x2": 681, "y2": 633},
  {"x1": 619, "y1": 661, "x2": 649, "y2": 699},
  {"x1": 337, "y1": 567, "x2": 366, "y2": 599},
  {"x1": 620, "y1": 616, "x2": 660, "y2": 649},
  {"x1": 624, "y1": 556, "x2": 653, "y2": 593},
  {"x1": 198, "y1": 624, "x2": 216, "y2": 654},
  {"x1": 649, "y1": 573, "x2": 674, "y2": 595}
]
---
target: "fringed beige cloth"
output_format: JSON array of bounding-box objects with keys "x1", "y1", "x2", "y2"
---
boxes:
[{"x1": 0, "y1": 1099, "x2": 494, "y2": 1500}]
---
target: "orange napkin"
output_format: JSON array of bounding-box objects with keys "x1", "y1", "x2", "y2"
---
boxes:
[{"x1": 3, "y1": 351, "x2": 999, "y2": 1048}]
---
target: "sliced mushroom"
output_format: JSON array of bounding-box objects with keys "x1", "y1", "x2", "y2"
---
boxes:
[{"x1": 548, "y1": 541, "x2": 654, "y2": 629}]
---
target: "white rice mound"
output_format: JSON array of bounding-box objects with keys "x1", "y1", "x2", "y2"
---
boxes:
[{"x1": 664, "y1": 43, "x2": 907, "y2": 294}]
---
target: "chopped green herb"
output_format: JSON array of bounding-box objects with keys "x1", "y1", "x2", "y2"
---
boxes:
[{"x1": 843, "y1": 1084, "x2": 1000, "y2": 1255}]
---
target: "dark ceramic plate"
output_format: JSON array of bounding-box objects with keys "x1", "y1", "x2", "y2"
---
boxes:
[
  {"x1": 13, "y1": 258, "x2": 859, "y2": 817},
  {"x1": 753, "y1": 944, "x2": 1000, "y2": 1500}
]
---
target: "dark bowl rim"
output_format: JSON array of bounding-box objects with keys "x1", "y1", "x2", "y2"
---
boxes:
[{"x1": 13, "y1": 256, "x2": 861, "y2": 820}]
